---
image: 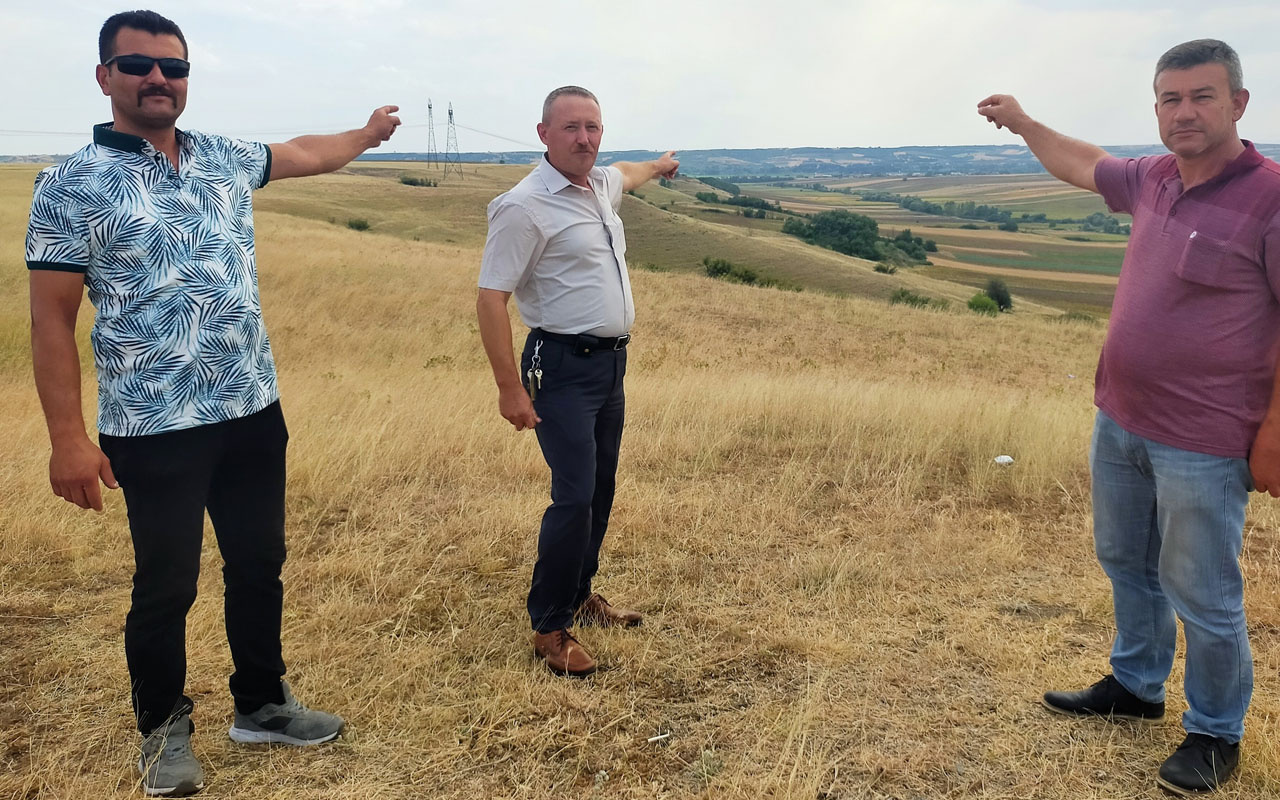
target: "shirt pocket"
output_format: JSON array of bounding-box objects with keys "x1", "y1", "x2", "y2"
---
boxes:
[{"x1": 1173, "y1": 230, "x2": 1234, "y2": 288}]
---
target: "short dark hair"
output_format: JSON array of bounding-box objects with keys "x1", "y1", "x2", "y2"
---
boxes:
[
  {"x1": 1155, "y1": 39, "x2": 1243, "y2": 94},
  {"x1": 99, "y1": 10, "x2": 188, "y2": 64},
  {"x1": 542, "y1": 86, "x2": 599, "y2": 123}
]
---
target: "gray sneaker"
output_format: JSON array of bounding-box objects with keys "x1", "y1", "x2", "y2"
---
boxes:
[
  {"x1": 138, "y1": 714, "x2": 205, "y2": 797},
  {"x1": 228, "y1": 680, "x2": 345, "y2": 746}
]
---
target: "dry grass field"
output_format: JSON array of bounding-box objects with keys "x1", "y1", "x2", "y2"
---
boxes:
[{"x1": 3, "y1": 162, "x2": 1280, "y2": 799}]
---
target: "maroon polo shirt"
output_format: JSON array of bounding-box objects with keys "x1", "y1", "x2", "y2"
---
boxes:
[{"x1": 1094, "y1": 142, "x2": 1280, "y2": 458}]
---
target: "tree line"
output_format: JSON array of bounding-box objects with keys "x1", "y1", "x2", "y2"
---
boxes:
[
  {"x1": 781, "y1": 210, "x2": 936, "y2": 265},
  {"x1": 856, "y1": 191, "x2": 1130, "y2": 234}
]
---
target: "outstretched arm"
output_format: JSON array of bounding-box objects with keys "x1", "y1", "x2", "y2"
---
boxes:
[
  {"x1": 977, "y1": 95, "x2": 1108, "y2": 192},
  {"x1": 29, "y1": 271, "x2": 118, "y2": 511},
  {"x1": 269, "y1": 105, "x2": 402, "y2": 180},
  {"x1": 612, "y1": 151, "x2": 679, "y2": 192}
]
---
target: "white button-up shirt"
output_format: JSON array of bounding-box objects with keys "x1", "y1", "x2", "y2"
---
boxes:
[{"x1": 478, "y1": 156, "x2": 634, "y2": 337}]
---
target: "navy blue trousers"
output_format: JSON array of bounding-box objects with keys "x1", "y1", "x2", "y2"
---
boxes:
[
  {"x1": 521, "y1": 333, "x2": 627, "y2": 633},
  {"x1": 99, "y1": 402, "x2": 289, "y2": 733}
]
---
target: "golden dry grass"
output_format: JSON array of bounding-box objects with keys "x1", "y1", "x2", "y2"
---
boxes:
[{"x1": 2, "y1": 162, "x2": 1280, "y2": 798}]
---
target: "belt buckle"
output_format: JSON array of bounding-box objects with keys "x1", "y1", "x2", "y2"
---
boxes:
[{"x1": 613, "y1": 333, "x2": 630, "y2": 350}]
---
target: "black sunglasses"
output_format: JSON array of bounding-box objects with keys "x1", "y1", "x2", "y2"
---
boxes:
[{"x1": 104, "y1": 54, "x2": 190, "y2": 79}]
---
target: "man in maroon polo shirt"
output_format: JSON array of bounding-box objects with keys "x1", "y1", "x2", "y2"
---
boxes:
[{"x1": 979, "y1": 39, "x2": 1280, "y2": 795}]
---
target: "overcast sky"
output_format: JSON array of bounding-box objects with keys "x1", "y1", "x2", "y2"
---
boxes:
[{"x1": 5, "y1": 0, "x2": 1280, "y2": 156}]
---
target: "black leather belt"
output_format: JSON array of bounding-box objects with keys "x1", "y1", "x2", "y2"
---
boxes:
[{"x1": 535, "y1": 329, "x2": 631, "y2": 352}]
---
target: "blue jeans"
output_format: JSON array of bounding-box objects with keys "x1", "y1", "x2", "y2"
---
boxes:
[{"x1": 1090, "y1": 411, "x2": 1253, "y2": 742}]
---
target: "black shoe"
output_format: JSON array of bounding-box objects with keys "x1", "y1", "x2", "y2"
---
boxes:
[
  {"x1": 1042, "y1": 674, "x2": 1165, "y2": 722},
  {"x1": 1156, "y1": 733, "x2": 1239, "y2": 795}
]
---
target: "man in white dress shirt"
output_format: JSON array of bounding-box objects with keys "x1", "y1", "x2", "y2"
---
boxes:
[{"x1": 477, "y1": 86, "x2": 677, "y2": 677}]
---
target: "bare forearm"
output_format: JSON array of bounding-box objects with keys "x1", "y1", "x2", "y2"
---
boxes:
[
  {"x1": 612, "y1": 160, "x2": 662, "y2": 192},
  {"x1": 978, "y1": 96, "x2": 1106, "y2": 192},
  {"x1": 31, "y1": 321, "x2": 89, "y2": 445},
  {"x1": 1017, "y1": 120, "x2": 1108, "y2": 192},
  {"x1": 270, "y1": 106, "x2": 400, "y2": 180},
  {"x1": 282, "y1": 128, "x2": 381, "y2": 176},
  {"x1": 476, "y1": 291, "x2": 522, "y2": 389}
]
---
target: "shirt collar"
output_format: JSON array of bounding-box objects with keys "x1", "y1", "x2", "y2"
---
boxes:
[
  {"x1": 1163, "y1": 139, "x2": 1263, "y2": 187},
  {"x1": 92, "y1": 121, "x2": 188, "y2": 156},
  {"x1": 536, "y1": 153, "x2": 593, "y2": 194},
  {"x1": 1217, "y1": 140, "x2": 1264, "y2": 181}
]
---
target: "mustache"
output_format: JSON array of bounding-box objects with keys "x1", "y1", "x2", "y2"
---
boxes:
[{"x1": 137, "y1": 87, "x2": 175, "y2": 105}]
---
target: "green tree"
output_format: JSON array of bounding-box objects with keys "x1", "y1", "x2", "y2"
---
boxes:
[{"x1": 984, "y1": 278, "x2": 1013, "y2": 312}]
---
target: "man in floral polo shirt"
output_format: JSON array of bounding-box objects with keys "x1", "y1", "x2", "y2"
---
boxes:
[{"x1": 26, "y1": 10, "x2": 398, "y2": 796}]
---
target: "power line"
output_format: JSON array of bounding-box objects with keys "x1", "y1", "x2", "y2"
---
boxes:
[
  {"x1": 0, "y1": 121, "x2": 542, "y2": 151},
  {"x1": 453, "y1": 124, "x2": 537, "y2": 149},
  {"x1": 0, "y1": 129, "x2": 88, "y2": 137}
]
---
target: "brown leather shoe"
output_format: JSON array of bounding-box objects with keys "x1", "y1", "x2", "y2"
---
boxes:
[
  {"x1": 576, "y1": 593, "x2": 643, "y2": 628},
  {"x1": 533, "y1": 629, "x2": 596, "y2": 677}
]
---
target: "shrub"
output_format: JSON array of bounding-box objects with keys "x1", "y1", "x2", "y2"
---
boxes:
[
  {"x1": 701, "y1": 256, "x2": 800, "y2": 291},
  {"x1": 889, "y1": 288, "x2": 930, "y2": 307},
  {"x1": 984, "y1": 278, "x2": 1013, "y2": 312},
  {"x1": 347, "y1": 218, "x2": 370, "y2": 231},
  {"x1": 695, "y1": 191, "x2": 720, "y2": 203},
  {"x1": 703, "y1": 257, "x2": 757, "y2": 283},
  {"x1": 874, "y1": 264, "x2": 898, "y2": 275},
  {"x1": 968, "y1": 293, "x2": 999, "y2": 316},
  {"x1": 399, "y1": 175, "x2": 437, "y2": 187},
  {"x1": 998, "y1": 220, "x2": 1019, "y2": 232},
  {"x1": 1056, "y1": 310, "x2": 1099, "y2": 325},
  {"x1": 702, "y1": 256, "x2": 735, "y2": 280},
  {"x1": 724, "y1": 195, "x2": 777, "y2": 211}
]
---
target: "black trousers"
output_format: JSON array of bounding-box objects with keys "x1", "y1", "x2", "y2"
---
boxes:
[
  {"x1": 521, "y1": 333, "x2": 627, "y2": 633},
  {"x1": 99, "y1": 401, "x2": 289, "y2": 734}
]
